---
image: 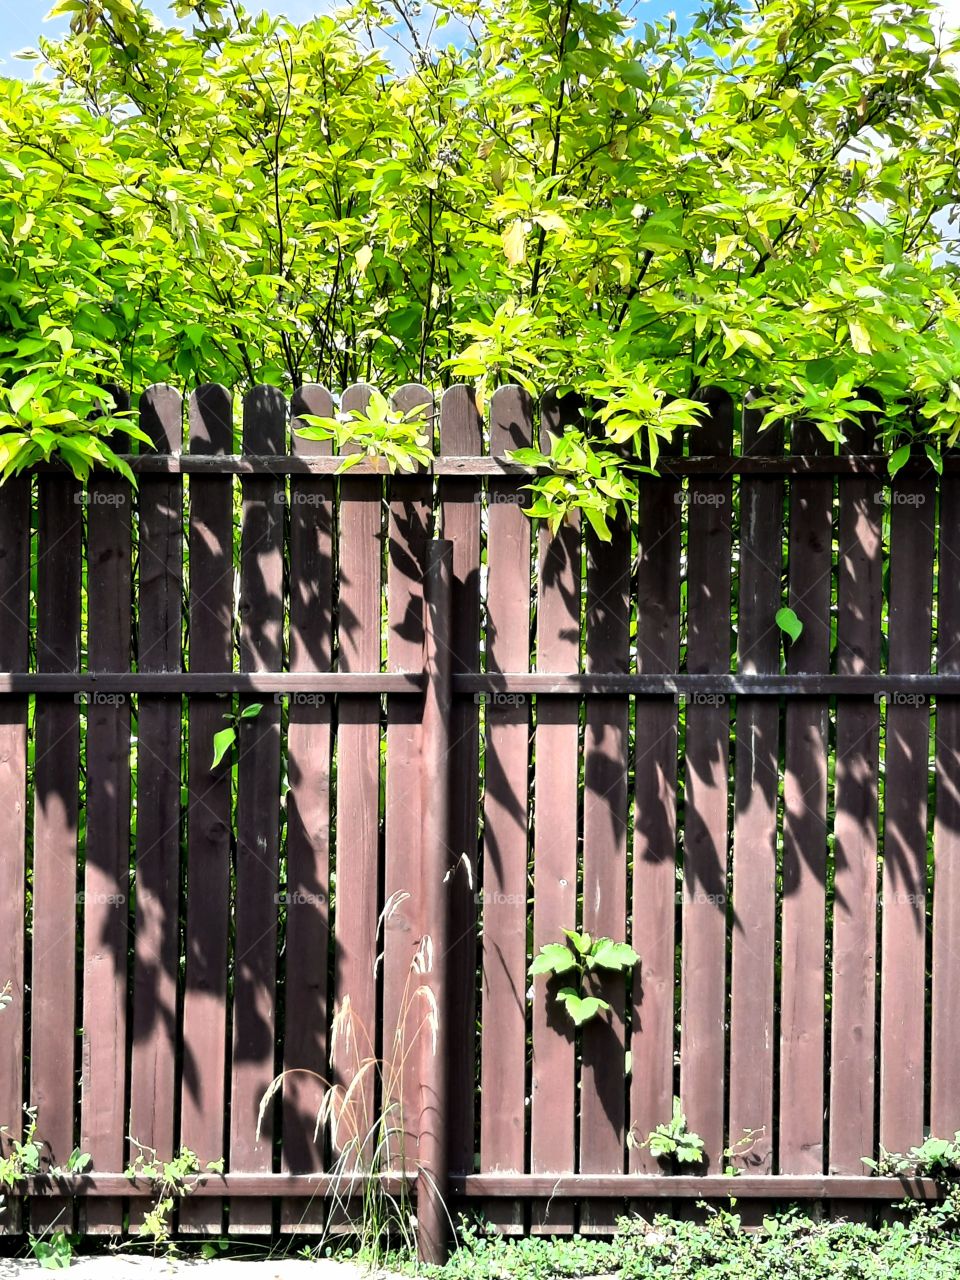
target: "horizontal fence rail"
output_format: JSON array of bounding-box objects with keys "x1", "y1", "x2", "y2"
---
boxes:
[
  {"x1": 26, "y1": 453, "x2": 955, "y2": 477},
  {"x1": 0, "y1": 380, "x2": 955, "y2": 1250},
  {"x1": 11, "y1": 1173, "x2": 947, "y2": 1202},
  {"x1": 0, "y1": 672, "x2": 956, "y2": 697}
]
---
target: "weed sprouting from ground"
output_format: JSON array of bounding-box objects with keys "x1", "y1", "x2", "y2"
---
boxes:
[{"x1": 260, "y1": 891, "x2": 442, "y2": 1269}]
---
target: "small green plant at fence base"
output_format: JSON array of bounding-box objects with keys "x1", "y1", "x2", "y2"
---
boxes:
[
  {"x1": 0, "y1": 1106, "x2": 43, "y2": 1191},
  {"x1": 210, "y1": 701, "x2": 262, "y2": 771},
  {"x1": 722, "y1": 1128, "x2": 767, "y2": 1177},
  {"x1": 864, "y1": 1133, "x2": 960, "y2": 1181},
  {"x1": 630, "y1": 1097, "x2": 706, "y2": 1171},
  {"x1": 528, "y1": 931, "x2": 639, "y2": 1026},
  {"x1": 0, "y1": 1099, "x2": 87, "y2": 1269},
  {"x1": 259, "y1": 891, "x2": 439, "y2": 1271},
  {"x1": 29, "y1": 1231, "x2": 74, "y2": 1270},
  {"x1": 125, "y1": 1141, "x2": 223, "y2": 1248}
]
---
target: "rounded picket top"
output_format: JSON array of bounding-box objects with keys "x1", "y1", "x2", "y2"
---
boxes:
[
  {"x1": 439, "y1": 383, "x2": 482, "y2": 456},
  {"x1": 540, "y1": 384, "x2": 586, "y2": 455},
  {"x1": 691, "y1": 384, "x2": 734, "y2": 452},
  {"x1": 290, "y1": 383, "x2": 335, "y2": 457},
  {"x1": 489, "y1": 383, "x2": 534, "y2": 454},
  {"x1": 188, "y1": 383, "x2": 234, "y2": 454},
  {"x1": 742, "y1": 387, "x2": 784, "y2": 456},
  {"x1": 392, "y1": 382, "x2": 435, "y2": 455},
  {"x1": 843, "y1": 386, "x2": 884, "y2": 455},
  {"x1": 242, "y1": 384, "x2": 287, "y2": 453},
  {"x1": 140, "y1": 383, "x2": 184, "y2": 452}
]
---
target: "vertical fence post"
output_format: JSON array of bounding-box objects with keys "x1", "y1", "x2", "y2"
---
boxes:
[{"x1": 418, "y1": 539, "x2": 453, "y2": 1264}]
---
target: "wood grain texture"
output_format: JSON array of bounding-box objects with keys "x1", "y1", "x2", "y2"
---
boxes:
[
  {"x1": 480, "y1": 386, "x2": 533, "y2": 1234},
  {"x1": 530, "y1": 391, "x2": 581, "y2": 1235},
  {"x1": 438, "y1": 385, "x2": 482, "y2": 1177},
  {"x1": 880, "y1": 464, "x2": 936, "y2": 1154},
  {"x1": 728, "y1": 401, "x2": 783, "y2": 1183},
  {"x1": 779, "y1": 419, "x2": 832, "y2": 1175},
  {"x1": 580, "y1": 477, "x2": 631, "y2": 1232},
  {"x1": 180, "y1": 384, "x2": 234, "y2": 1235},
  {"x1": 631, "y1": 430, "x2": 681, "y2": 1176},
  {"x1": 333, "y1": 383, "x2": 383, "y2": 1178},
  {"x1": 830, "y1": 413, "x2": 882, "y2": 1195},
  {"x1": 0, "y1": 475, "x2": 29, "y2": 1234},
  {"x1": 229, "y1": 386, "x2": 285, "y2": 1234},
  {"x1": 129, "y1": 385, "x2": 183, "y2": 1229},
  {"x1": 933, "y1": 451, "x2": 960, "y2": 1137},
  {"x1": 280, "y1": 385, "x2": 335, "y2": 1234},
  {"x1": 680, "y1": 389, "x2": 734, "y2": 1171},
  {"x1": 383, "y1": 385, "x2": 432, "y2": 1168},
  {"x1": 31, "y1": 470, "x2": 82, "y2": 1234},
  {"x1": 81, "y1": 461, "x2": 132, "y2": 1234}
]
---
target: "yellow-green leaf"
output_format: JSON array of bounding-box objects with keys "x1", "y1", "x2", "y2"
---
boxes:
[{"x1": 502, "y1": 220, "x2": 527, "y2": 267}]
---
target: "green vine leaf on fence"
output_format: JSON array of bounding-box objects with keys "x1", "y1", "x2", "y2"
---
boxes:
[
  {"x1": 210, "y1": 728, "x2": 235, "y2": 771},
  {"x1": 529, "y1": 930, "x2": 639, "y2": 1025},
  {"x1": 555, "y1": 988, "x2": 610, "y2": 1027},
  {"x1": 589, "y1": 938, "x2": 641, "y2": 971},
  {"x1": 775, "y1": 606, "x2": 804, "y2": 645},
  {"x1": 211, "y1": 701, "x2": 262, "y2": 770},
  {"x1": 528, "y1": 943, "x2": 578, "y2": 977}
]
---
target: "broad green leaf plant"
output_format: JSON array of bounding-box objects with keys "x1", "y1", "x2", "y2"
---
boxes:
[
  {"x1": 639, "y1": 1097, "x2": 706, "y2": 1170},
  {"x1": 529, "y1": 929, "x2": 639, "y2": 1026},
  {"x1": 2, "y1": 0, "x2": 960, "y2": 514}
]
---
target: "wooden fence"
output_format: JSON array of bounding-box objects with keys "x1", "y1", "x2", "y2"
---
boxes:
[{"x1": 0, "y1": 380, "x2": 957, "y2": 1252}]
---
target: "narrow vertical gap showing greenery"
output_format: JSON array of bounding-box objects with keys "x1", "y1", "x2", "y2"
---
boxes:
[
  {"x1": 924, "y1": 479, "x2": 941, "y2": 1135},
  {"x1": 673, "y1": 465, "x2": 689, "y2": 1110},
  {"x1": 771, "y1": 453, "x2": 791, "y2": 1176},
  {"x1": 273, "y1": 467, "x2": 291, "y2": 1180},
  {"x1": 822, "y1": 474, "x2": 840, "y2": 1182},
  {"x1": 721, "y1": 418, "x2": 742, "y2": 1173}
]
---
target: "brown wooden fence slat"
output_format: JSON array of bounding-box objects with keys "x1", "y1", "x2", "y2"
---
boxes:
[
  {"x1": 179, "y1": 384, "x2": 234, "y2": 1235},
  {"x1": 779, "y1": 418, "x2": 832, "y2": 1175},
  {"x1": 438, "y1": 385, "x2": 483, "y2": 1178},
  {"x1": 630, "y1": 430, "x2": 682, "y2": 1180},
  {"x1": 31, "y1": 469, "x2": 83, "y2": 1234},
  {"x1": 728, "y1": 399, "x2": 783, "y2": 1183},
  {"x1": 333, "y1": 382, "x2": 383, "y2": 1181},
  {"x1": 580, "y1": 428, "x2": 631, "y2": 1233},
  {"x1": 933, "y1": 445, "x2": 960, "y2": 1138},
  {"x1": 530, "y1": 391, "x2": 581, "y2": 1235},
  {"x1": 383, "y1": 384, "x2": 433, "y2": 1169},
  {"x1": 281, "y1": 384, "x2": 335, "y2": 1234},
  {"x1": 0, "y1": 474, "x2": 30, "y2": 1234},
  {"x1": 229, "y1": 386, "x2": 286, "y2": 1234},
  {"x1": 81, "y1": 453, "x2": 132, "y2": 1235},
  {"x1": 880, "y1": 460, "x2": 936, "y2": 1155},
  {"x1": 680, "y1": 389, "x2": 734, "y2": 1171},
  {"x1": 480, "y1": 385, "x2": 533, "y2": 1234},
  {"x1": 830, "y1": 411, "x2": 882, "y2": 1202},
  {"x1": 129, "y1": 385, "x2": 184, "y2": 1229}
]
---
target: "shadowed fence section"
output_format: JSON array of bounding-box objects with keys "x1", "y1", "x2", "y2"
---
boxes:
[{"x1": 0, "y1": 382, "x2": 956, "y2": 1254}]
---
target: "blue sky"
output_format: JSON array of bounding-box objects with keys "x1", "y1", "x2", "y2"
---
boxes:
[{"x1": 1, "y1": 0, "x2": 693, "y2": 73}]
